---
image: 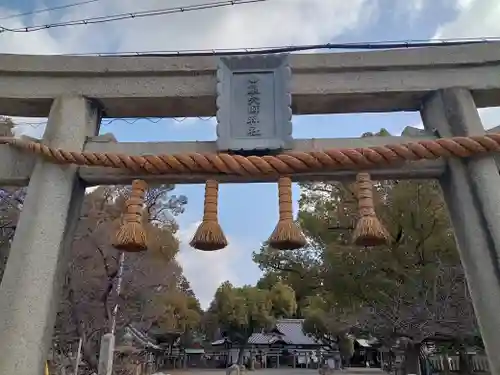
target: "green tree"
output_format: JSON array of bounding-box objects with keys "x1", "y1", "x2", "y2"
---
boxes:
[
  {"x1": 206, "y1": 281, "x2": 297, "y2": 364},
  {"x1": 151, "y1": 289, "x2": 202, "y2": 347},
  {"x1": 302, "y1": 296, "x2": 357, "y2": 366},
  {"x1": 269, "y1": 281, "x2": 298, "y2": 318},
  {"x1": 254, "y1": 129, "x2": 480, "y2": 375},
  {"x1": 300, "y1": 176, "x2": 478, "y2": 373},
  {"x1": 253, "y1": 244, "x2": 321, "y2": 316}
]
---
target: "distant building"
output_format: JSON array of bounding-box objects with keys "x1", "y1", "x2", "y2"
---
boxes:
[
  {"x1": 210, "y1": 318, "x2": 338, "y2": 369},
  {"x1": 350, "y1": 337, "x2": 380, "y2": 367},
  {"x1": 114, "y1": 319, "x2": 343, "y2": 370}
]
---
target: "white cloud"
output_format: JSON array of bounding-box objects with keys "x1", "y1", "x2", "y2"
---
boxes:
[
  {"x1": 434, "y1": 0, "x2": 500, "y2": 39},
  {"x1": 176, "y1": 220, "x2": 249, "y2": 309},
  {"x1": 0, "y1": 0, "x2": 372, "y2": 55}
]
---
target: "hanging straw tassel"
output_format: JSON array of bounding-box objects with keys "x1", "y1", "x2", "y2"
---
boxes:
[
  {"x1": 268, "y1": 176, "x2": 306, "y2": 250},
  {"x1": 113, "y1": 179, "x2": 148, "y2": 252},
  {"x1": 190, "y1": 179, "x2": 228, "y2": 251},
  {"x1": 351, "y1": 172, "x2": 390, "y2": 247}
]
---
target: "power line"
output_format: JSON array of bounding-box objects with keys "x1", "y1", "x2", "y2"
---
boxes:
[
  {"x1": 12, "y1": 116, "x2": 216, "y2": 129},
  {"x1": 62, "y1": 37, "x2": 500, "y2": 57},
  {"x1": 0, "y1": 0, "x2": 100, "y2": 21},
  {"x1": 0, "y1": 0, "x2": 270, "y2": 33}
]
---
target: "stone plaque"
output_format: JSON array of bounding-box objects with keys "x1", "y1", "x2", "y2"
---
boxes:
[{"x1": 216, "y1": 54, "x2": 292, "y2": 152}]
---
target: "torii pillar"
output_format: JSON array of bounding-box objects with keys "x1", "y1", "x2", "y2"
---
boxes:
[
  {"x1": 422, "y1": 88, "x2": 500, "y2": 375},
  {"x1": 0, "y1": 95, "x2": 100, "y2": 375}
]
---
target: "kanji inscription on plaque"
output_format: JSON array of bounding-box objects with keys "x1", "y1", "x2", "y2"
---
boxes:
[{"x1": 216, "y1": 54, "x2": 292, "y2": 152}]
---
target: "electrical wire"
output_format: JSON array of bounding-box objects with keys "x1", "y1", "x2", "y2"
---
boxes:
[
  {"x1": 0, "y1": 0, "x2": 100, "y2": 21},
  {"x1": 0, "y1": 0, "x2": 270, "y2": 33},
  {"x1": 12, "y1": 116, "x2": 216, "y2": 129},
  {"x1": 62, "y1": 37, "x2": 500, "y2": 57}
]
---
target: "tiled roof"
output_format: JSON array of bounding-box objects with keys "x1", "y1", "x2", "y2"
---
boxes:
[
  {"x1": 210, "y1": 319, "x2": 324, "y2": 347},
  {"x1": 275, "y1": 319, "x2": 319, "y2": 345},
  {"x1": 247, "y1": 332, "x2": 290, "y2": 345},
  {"x1": 245, "y1": 319, "x2": 320, "y2": 346}
]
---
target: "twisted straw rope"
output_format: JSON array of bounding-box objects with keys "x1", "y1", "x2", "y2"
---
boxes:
[
  {"x1": 122, "y1": 179, "x2": 148, "y2": 224},
  {"x1": 277, "y1": 177, "x2": 293, "y2": 221},
  {"x1": 356, "y1": 172, "x2": 377, "y2": 217},
  {"x1": 201, "y1": 180, "x2": 220, "y2": 222},
  {"x1": 1, "y1": 134, "x2": 500, "y2": 176}
]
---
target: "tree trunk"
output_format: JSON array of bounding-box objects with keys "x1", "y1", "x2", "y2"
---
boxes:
[
  {"x1": 338, "y1": 334, "x2": 354, "y2": 368},
  {"x1": 403, "y1": 343, "x2": 421, "y2": 375},
  {"x1": 458, "y1": 346, "x2": 473, "y2": 375},
  {"x1": 82, "y1": 339, "x2": 99, "y2": 372},
  {"x1": 344, "y1": 355, "x2": 351, "y2": 368},
  {"x1": 0, "y1": 243, "x2": 11, "y2": 283},
  {"x1": 237, "y1": 343, "x2": 247, "y2": 366}
]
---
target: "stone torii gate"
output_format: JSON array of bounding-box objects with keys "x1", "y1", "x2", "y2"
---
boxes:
[{"x1": 0, "y1": 43, "x2": 500, "y2": 375}]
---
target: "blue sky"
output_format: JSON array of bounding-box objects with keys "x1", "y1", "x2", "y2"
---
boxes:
[{"x1": 1, "y1": 0, "x2": 500, "y2": 307}]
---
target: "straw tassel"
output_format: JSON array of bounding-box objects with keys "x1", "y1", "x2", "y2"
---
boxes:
[
  {"x1": 113, "y1": 179, "x2": 148, "y2": 252},
  {"x1": 190, "y1": 179, "x2": 228, "y2": 251},
  {"x1": 268, "y1": 176, "x2": 306, "y2": 250},
  {"x1": 351, "y1": 172, "x2": 390, "y2": 247}
]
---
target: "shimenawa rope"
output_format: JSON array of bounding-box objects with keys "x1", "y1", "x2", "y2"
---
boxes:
[
  {"x1": 1, "y1": 133, "x2": 500, "y2": 176},
  {"x1": 4, "y1": 133, "x2": 499, "y2": 251}
]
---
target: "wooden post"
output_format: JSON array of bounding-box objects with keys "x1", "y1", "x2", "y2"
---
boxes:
[
  {"x1": 421, "y1": 88, "x2": 500, "y2": 375},
  {"x1": 74, "y1": 337, "x2": 83, "y2": 375}
]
